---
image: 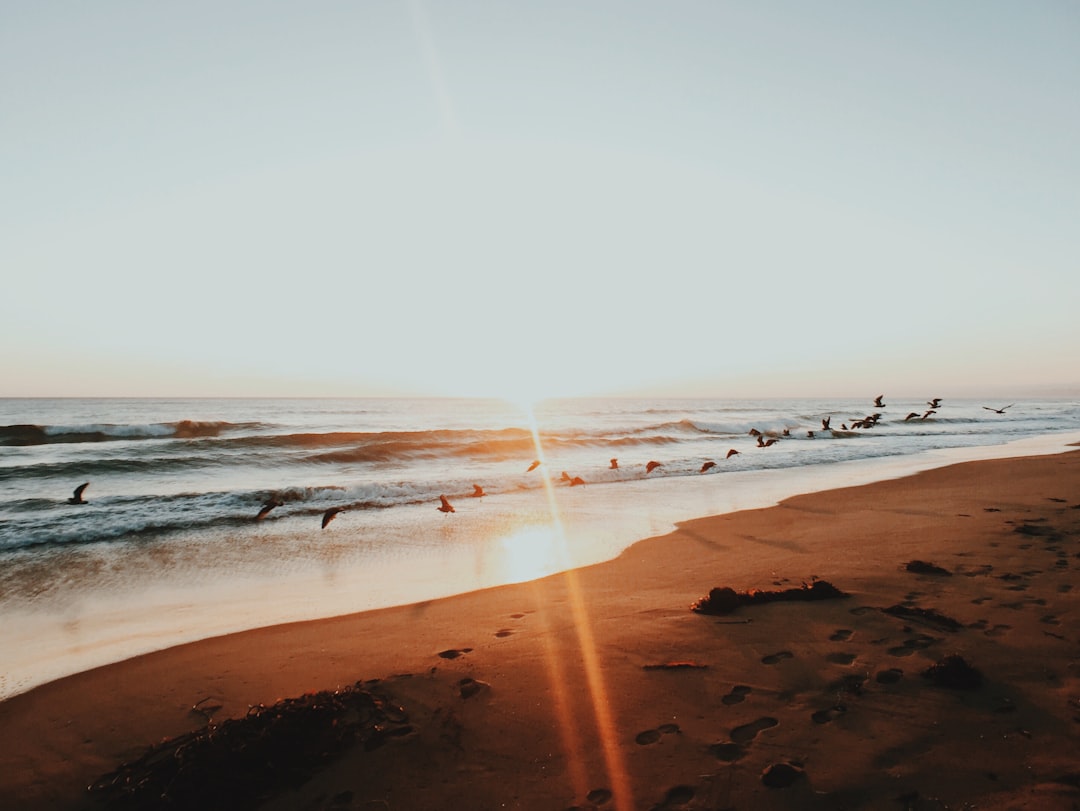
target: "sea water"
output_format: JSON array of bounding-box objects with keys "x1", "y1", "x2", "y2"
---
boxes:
[{"x1": 2, "y1": 396, "x2": 1079, "y2": 699}]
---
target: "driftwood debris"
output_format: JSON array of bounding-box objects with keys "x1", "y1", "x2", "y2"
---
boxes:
[{"x1": 691, "y1": 580, "x2": 848, "y2": 616}]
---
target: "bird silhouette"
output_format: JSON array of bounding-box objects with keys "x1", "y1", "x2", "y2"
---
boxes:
[
  {"x1": 700, "y1": 461, "x2": 716, "y2": 473},
  {"x1": 569, "y1": 476, "x2": 586, "y2": 486},
  {"x1": 256, "y1": 497, "x2": 283, "y2": 520},
  {"x1": 904, "y1": 412, "x2": 920, "y2": 422},
  {"x1": 873, "y1": 395, "x2": 886, "y2": 408},
  {"x1": 471, "y1": 484, "x2": 485, "y2": 497},
  {"x1": 321, "y1": 507, "x2": 344, "y2": 529},
  {"x1": 821, "y1": 417, "x2": 831, "y2": 430},
  {"x1": 609, "y1": 458, "x2": 618, "y2": 469},
  {"x1": 927, "y1": 398, "x2": 943, "y2": 409},
  {"x1": 526, "y1": 460, "x2": 541, "y2": 472},
  {"x1": 437, "y1": 494, "x2": 455, "y2": 514},
  {"x1": 922, "y1": 410, "x2": 937, "y2": 420},
  {"x1": 67, "y1": 482, "x2": 89, "y2": 505},
  {"x1": 646, "y1": 460, "x2": 663, "y2": 474},
  {"x1": 983, "y1": 404, "x2": 1014, "y2": 414},
  {"x1": 726, "y1": 448, "x2": 740, "y2": 459}
]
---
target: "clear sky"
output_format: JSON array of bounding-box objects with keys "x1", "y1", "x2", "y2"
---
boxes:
[{"x1": 3, "y1": 1, "x2": 1078, "y2": 401}]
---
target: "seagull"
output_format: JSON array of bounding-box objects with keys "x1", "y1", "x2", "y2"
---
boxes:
[
  {"x1": 821, "y1": 417, "x2": 831, "y2": 430},
  {"x1": 471, "y1": 484, "x2": 485, "y2": 497},
  {"x1": 67, "y1": 482, "x2": 89, "y2": 505},
  {"x1": 922, "y1": 409, "x2": 937, "y2": 420},
  {"x1": 873, "y1": 395, "x2": 886, "y2": 408},
  {"x1": 526, "y1": 460, "x2": 541, "y2": 472},
  {"x1": 560, "y1": 471, "x2": 572, "y2": 482},
  {"x1": 569, "y1": 476, "x2": 586, "y2": 486},
  {"x1": 256, "y1": 497, "x2": 283, "y2": 520},
  {"x1": 700, "y1": 461, "x2": 716, "y2": 473},
  {"x1": 437, "y1": 494, "x2": 455, "y2": 514},
  {"x1": 904, "y1": 412, "x2": 921, "y2": 422},
  {"x1": 983, "y1": 404, "x2": 1014, "y2": 414},
  {"x1": 763, "y1": 438, "x2": 779, "y2": 447},
  {"x1": 927, "y1": 398, "x2": 943, "y2": 409},
  {"x1": 726, "y1": 448, "x2": 740, "y2": 459},
  {"x1": 321, "y1": 507, "x2": 345, "y2": 529},
  {"x1": 609, "y1": 458, "x2": 618, "y2": 469},
  {"x1": 646, "y1": 460, "x2": 663, "y2": 474}
]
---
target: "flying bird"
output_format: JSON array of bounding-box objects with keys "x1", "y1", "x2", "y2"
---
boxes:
[
  {"x1": 438, "y1": 494, "x2": 455, "y2": 514},
  {"x1": 526, "y1": 460, "x2": 541, "y2": 472},
  {"x1": 922, "y1": 410, "x2": 937, "y2": 420},
  {"x1": 609, "y1": 458, "x2": 618, "y2": 469},
  {"x1": 646, "y1": 460, "x2": 663, "y2": 474},
  {"x1": 726, "y1": 448, "x2": 740, "y2": 459},
  {"x1": 873, "y1": 395, "x2": 886, "y2": 408},
  {"x1": 927, "y1": 398, "x2": 942, "y2": 408},
  {"x1": 471, "y1": 484, "x2": 485, "y2": 497},
  {"x1": 321, "y1": 507, "x2": 345, "y2": 529},
  {"x1": 569, "y1": 476, "x2": 586, "y2": 486},
  {"x1": 821, "y1": 417, "x2": 831, "y2": 430},
  {"x1": 904, "y1": 412, "x2": 921, "y2": 422},
  {"x1": 983, "y1": 404, "x2": 1014, "y2": 414},
  {"x1": 256, "y1": 497, "x2": 283, "y2": 520},
  {"x1": 67, "y1": 482, "x2": 89, "y2": 505},
  {"x1": 700, "y1": 461, "x2": 716, "y2": 473}
]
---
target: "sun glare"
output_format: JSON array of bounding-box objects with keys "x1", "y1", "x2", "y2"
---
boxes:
[{"x1": 497, "y1": 526, "x2": 563, "y2": 584}]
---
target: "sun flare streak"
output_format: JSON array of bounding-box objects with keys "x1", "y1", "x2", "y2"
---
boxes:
[{"x1": 522, "y1": 402, "x2": 635, "y2": 810}]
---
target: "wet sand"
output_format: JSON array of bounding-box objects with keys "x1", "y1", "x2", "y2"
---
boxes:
[{"x1": 1, "y1": 450, "x2": 1078, "y2": 810}]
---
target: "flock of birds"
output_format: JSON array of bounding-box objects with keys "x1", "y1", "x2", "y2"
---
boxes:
[{"x1": 62, "y1": 397, "x2": 1019, "y2": 529}]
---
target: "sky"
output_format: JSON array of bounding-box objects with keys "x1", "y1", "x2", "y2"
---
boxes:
[{"x1": 3, "y1": 1, "x2": 1078, "y2": 401}]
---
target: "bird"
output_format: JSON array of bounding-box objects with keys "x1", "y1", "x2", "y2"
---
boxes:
[
  {"x1": 700, "y1": 461, "x2": 717, "y2": 473},
  {"x1": 526, "y1": 460, "x2": 541, "y2": 472},
  {"x1": 646, "y1": 460, "x2": 663, "y2": 474},
  {"x1": 873, "y1": 395, "x2": 886, "y2": 408},
  {"x1": 609, "y1": 458, "x2": 619, "y2": 469},
  {"x1": 921, "y1": 409, "x2": 937, "y2": 420},
  {"x1": 437, "y1": 494, "x2": 455, "y2": 514},
  {"x1": 67, "y1": 482, "x2": 89, "y2": 505},
  {"x1": 726, "y1": 448, "x2": 740, "y2": 459},
  {"x1": 821, "y1": 417, "x2": 831, "y2": 430},
  {"x1": 927, "y1": 398, "x2": 943, "y2": 409},
  {"x1": 321, "y1": 507, "x2": 344, "y2": 529},
  {"x1": 560, "y1": 471, "x2": 572, "y2": 482},
  {"x1": 763, "y1": 438, "x2": 779, "y2": 447},
  {"x1": 748, "y1": 428, "x2": 762, "y2": 437},
  {"x1": 904, "y1": 412, "x2": 921, "y2": 422},
  {"x1": 569, "y1": 476, "x2": 586, "y2": 486},
  {"x1": 983, "y1": 404, "x2": 1014, "y2": 414},
  {"x1": 256, "y1": 497, "x2": 283, "y2": 520},
  {"x1": 471, "y1": 484, "x2": 485, "y2": 497}
]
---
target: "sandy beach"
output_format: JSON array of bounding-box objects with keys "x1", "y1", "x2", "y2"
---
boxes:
[{"x1": 2, "y1": 449, "x2": 1078, "y2": 810}]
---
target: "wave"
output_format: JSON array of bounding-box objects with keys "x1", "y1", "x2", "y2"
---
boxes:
[{"x1": 0, "y1": 420, "x2": 263, "y2": 446}]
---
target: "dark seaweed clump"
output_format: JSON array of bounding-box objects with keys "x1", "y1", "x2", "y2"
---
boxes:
[
  {"x1": 691, "y1": 580, "x2": 848, "y2": 616},
  {"x1": 88, "y1": 682, "x2": 411, "y2": 811}
]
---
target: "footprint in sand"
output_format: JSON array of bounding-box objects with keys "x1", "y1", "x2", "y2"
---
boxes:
[
  {"x1": 730, "y1": 716, "x2": 779, "y2": 744},
  {"x1": 494, "y1": 629, "x2": 514, "y2": 638},
  {"x1": 829, "y1": 629, "x2": 854, "y2": 641},
  {"x1": 721, "y1": 685, "x2": 753, "y2": 705},
  {"x1": 1040, "y1": 615, "x2": 1061, "y2": 626},
  {"x1": 875, "y1": 667, "x2": 904, "y2": 684},
  {"x1": 985, "y1": 624, "x2": 1012, "y2": 638},
  {"x1": 437, "y1": 647, "x2": 473, "y2": 659},
  {"x1": 761, "y1": 651, "x2": 794, "y2": 665},
  {"x1": 709, "y1": 741, "x2": 745, "y2": 762},
  {"x1": 826, "y1": 652, "x2": 856, "y2": 665},
  {"x1": 972, "y1": 596, "x2": 993, "y2": 605},
  {"x1": 634, "y1": 724, "x2": 680, "y2": 745},
  {"x1": 652, "y1": 785, "x2": 695, "y2": 808},
  {"x1": 585, "y1": 788, "x2": 612, "y2": 805},
  {"x1": 458, "y1": 678, "x2": 488, "y2": 699},
  {"x1": 888, "y1": 635, "x2": 937, "y2": 656},
  {"x1": 1058, "y1": 584, "x2": 1073, "y2": 593},
  {"x1": 510, "y1": 613, "x2": 526, "y2": 619},
  {"x1": 811, "y1": 704, "x2": 847, "y2": 724}
]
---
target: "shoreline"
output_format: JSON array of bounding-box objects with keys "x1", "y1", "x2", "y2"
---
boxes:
[
  {"x1": 4, "y1": 431, "x2": 1080, "y2": 705},
  {"x1": 2, "y1": 447, "x2": 1079, "y2": 809}
]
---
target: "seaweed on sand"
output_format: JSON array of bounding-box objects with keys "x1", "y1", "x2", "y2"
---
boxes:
[
  {"x1": 88, "y1": 681, "x2": 411, "y2": 811},
  {"x1": 691, "y1": 579, "x2": 849, "y2": 616}
]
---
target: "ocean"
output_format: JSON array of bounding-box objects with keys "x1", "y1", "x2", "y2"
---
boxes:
[{"x1": 2, "y1": 396, "x2": 1079, "y2": 700}]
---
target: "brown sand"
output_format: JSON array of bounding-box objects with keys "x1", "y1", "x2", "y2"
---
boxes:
[{"x1": 2, "y1": 451, "x2": 1078, "y2": 810}]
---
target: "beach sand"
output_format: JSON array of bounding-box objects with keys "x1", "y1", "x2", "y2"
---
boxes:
[{"x1": 1, "y1": 450, "x2": 1078, "y2": 810}]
